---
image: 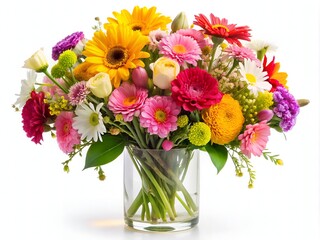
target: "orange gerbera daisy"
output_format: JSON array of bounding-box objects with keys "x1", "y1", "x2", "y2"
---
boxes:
[
  {"x1": 83, "y1": 24, "x2": 150, "y2": 88},
  {"x1": 193, "y1": 13, "x2": 251, "y2": 46},
  {"x1": 105, "y1": 6, "x2": 171, "y2": 36}
]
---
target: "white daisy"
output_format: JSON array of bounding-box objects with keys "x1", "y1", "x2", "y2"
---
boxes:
[
  {"x1": 239, "y1": 59, "x2": 271, "y2": 96},
  {"x1": 72, "y1": 102, "x2": 106, "y2": 142},
  {"x1": 14, "y1": 70, "x2": 37, "y2": 108},
  {"x1": 246, "y1": 39, "x2": 277, "y2": 53}
]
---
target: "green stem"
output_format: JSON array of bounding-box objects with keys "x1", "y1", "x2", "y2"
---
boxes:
[
  {"x1": 132, "y1": 117, "x2": 148, "y2": 148},
  {"x1": 175, "y1": 193, "x2": 194, "y2": 216},
  {"x1": 43, "y1": 69, "x2": 68, "y2": 93},
  {"x1": 126, "y1": 189, "x2": 144, "y2": 217},
  {"x1": 208, "y1": 36, "x2": 224, "y2": 72}
]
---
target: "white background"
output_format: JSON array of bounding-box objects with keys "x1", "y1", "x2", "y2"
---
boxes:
[{"x1": 0, "y1": 0, "x2": 319, "y2": 239}]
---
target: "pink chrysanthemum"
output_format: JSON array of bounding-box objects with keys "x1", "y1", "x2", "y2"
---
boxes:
[
  {"x1": 108, "y1": 82, "x2": 148, "y2": 122},
  {"x1": 22, "y1": 91, "x2": 52, "y2": 144},
  {"x1": 238, "y1": 120, "x2": 270, "y2": 158},
  {"x1": 176, "y1": 29, "x2": 207, "y2": 49},
  {"x1": 55, "y1": 111, "x2": 81, "y2": 154},
  {"x1": 171, "y1": 67, "x2": 223, "y2": 112},
  {"x1": 224, "y1": 44, "x2": 260, "y2": 65},
  {"x1": 159, "y1": 33, "x2": 201, "y2": 66},
  {"x1": 68, "y1": 81, "x2": 90, "y2": 106},
  {"x1": 140, "y1": 96, "x2": 181, "y2": 138}
]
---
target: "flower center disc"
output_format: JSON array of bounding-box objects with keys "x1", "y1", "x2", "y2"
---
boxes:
[
  {"x1": 245, "y1": 73, "x2": 257, "y2": 85},
  {"x1": 173, "y1": 44, "x2": 187, "y2": 54},
  {"x1": 106, "y1": 46, "x2": 128, "y2": 68},
  {"x1": 155, "y1": 109, "x2": 167, "y2": 123},
  {"x1": 211, "y1": 24, "x2": 230, "y2": 32},
  {"x1": 123, "y1": 96, "x2": 138, "y2": 106},
  {"x1": 89, "y1": 112, "x2": 100, "y2": 126}
]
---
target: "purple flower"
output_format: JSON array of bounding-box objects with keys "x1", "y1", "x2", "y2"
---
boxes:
[
  {"x1": 273, "y1": 86, "x2": 300, "y2": 131},
  {"x1": 52, "y1": 32, "x2": 84, "y2": 60}
]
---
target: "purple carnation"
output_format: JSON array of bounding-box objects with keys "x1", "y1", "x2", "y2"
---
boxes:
[
  {"x1": 273, "y1": 86, "x2": 300, "y2": 131},
  {"x1": 52, "y1": 31, "x2": 84, "y2": 60}
]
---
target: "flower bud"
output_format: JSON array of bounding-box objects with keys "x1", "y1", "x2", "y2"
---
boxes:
[
  {"x1": 132, "y1": 67, "x2": 148, "y2": 88},
  {"x1": 162, "y1": 140, "x2": 174, "y2": 151},
  {"x1": 297, "y1": 99, "x2": 310, "y2": 107},
  {"x1": 149, "y1": 57, "x2": 180, "y2": 89},
  {"x1": 257, "y1": 109, "x2": 274, "y2": 122},
  {"x1": 171, "y1": 12, "x2": 189, "y2": 32},
  {"x1": 23, "y1": 48, "x2": 48, "y2": 72},
  {"x1": 86, "y1": 72, "x2": 112, "y2": 98}
]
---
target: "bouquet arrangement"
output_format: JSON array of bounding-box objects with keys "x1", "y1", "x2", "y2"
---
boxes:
[{"x1": 14, "y1": 5, "x2": 307, "y2": 227}]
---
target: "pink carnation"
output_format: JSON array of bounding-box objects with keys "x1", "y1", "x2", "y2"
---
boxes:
[
  {"x1": 108, "y1": 82, "x2": 148, "y2": 122},
  {"x1": 55, "y1": 111, "x2": 81, "y2": 154},
  {"x1": 238, "y1": 120, "x2": 271, "y2": 158},
  {"x1": 140, "y1": 96, "x2": 181, "y2": 138},
  {"x1": 171, "y1": 67, "x2": 223, "y2": 111}
]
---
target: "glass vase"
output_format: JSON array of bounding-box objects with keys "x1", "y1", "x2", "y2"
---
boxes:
[{"x1": 123, "y1": 145, "x2": 200, "y2": 232}]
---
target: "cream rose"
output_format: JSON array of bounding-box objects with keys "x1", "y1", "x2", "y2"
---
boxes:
[
  {"x1": 86, "y1": 72, "x2": 112, "y2": 98},
  {"x1": 149, "y1": 57, "x2": 180, "y2": 89}
]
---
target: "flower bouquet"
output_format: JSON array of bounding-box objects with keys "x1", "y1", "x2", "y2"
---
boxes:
[{"x1": 14, "y1": 6, "x2": 308, "y2": 232}]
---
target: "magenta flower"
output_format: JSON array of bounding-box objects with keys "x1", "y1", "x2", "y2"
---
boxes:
[
  {"x1": 22, "y1": 91, "x2": 52, "y2": 144},
  {"x1": 171, "y1": 67, "x2": 223, "y2": 111},
  {"x1": 55, "y1": 111, "x2": 81, "y2": 154},
  {"x1": 140, "y1": 96, "x2": 181, "y2": 138},
  {"x1": 52, "y1": 31, "x2": 85, "y2": 60},
  {"x1": 238, "y1": 120, "x2": 271, "y2": 158},
  {"x1": 108, "y1": 82, "x2": 148, "y2": 122},
  {"x1": 159, "y1": 33, "x2": 201, "y2": 66}
]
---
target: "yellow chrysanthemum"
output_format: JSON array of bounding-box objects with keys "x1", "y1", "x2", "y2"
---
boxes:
[
  {"x1": 83, "y1": 24, "x2": 150, "y2": 88},
  {"x1": 105, "y1": 6, "x2": 171, "y2": 36},
  {"x1": 73, "y1": 62, "x2": 97, "y2": 81},
  {"x1": 202, "y1": 94, "x2": 244, "y2": 145}
]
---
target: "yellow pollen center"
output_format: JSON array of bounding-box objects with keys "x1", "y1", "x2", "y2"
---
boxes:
[
  {"x1": 63, "y1": 124, "x2": 70, "y2": 134},
  {"x1": 211, "y1": 24, "x2": 230, "y2": 32},
  {"x1": 155, "y1": 109, "x2": 167, "y2": 123},
  {"x1": 123, "y1": 96, "x2": 137, "y2": 106},
  {"x1": 173, "y1": 44, "x2": 187, "y2": 54},
  {"x1": 246, "y1": 73, "x2": 257, "y2": 85}
]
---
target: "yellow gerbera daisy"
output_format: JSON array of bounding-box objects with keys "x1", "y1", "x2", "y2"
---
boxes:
[
  {"x1": 83, "y1": 24, "x2": 150, "y2": 88},
  {"x1": 105, "y1": 6, "x2": 172, "y2": 36},
  {"x1": 202, "y1": 94, "x2": 244, "y2": 145}
]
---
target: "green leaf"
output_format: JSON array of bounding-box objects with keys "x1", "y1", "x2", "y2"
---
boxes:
[
  {"x1": 204, "y1": 143, "x2": 228, "y2": 174},
  {"x1": 84, "y1": 134, "x2": 125, "y2": 170}
]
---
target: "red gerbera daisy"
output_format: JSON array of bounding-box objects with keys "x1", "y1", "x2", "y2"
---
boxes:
[
  {"x1": 22, "y1": 91, "x2": 52, "y2": 144},
  {"x1": 263, "y1": 56, "x2": 288, "y2": 92},
  {"x1": 193, "y1": 13, "x2": 251, "y2": 46}
]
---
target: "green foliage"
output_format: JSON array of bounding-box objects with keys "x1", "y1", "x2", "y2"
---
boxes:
[
  {"x1": 205, "y1": 143, "x2": 228, "y2": 173},
  {"x1": 84, "y1": 134, "x2": 125, "y2": 169}
]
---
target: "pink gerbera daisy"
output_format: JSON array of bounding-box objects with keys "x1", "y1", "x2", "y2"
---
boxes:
[
  {"x1": 108, "y1": 82, "x2": 148, "y2": 122},
  {"x1": 176, "y1": 29, "x2": 207, "y2": 49},
  {"x1": 171, "y1": 67, "x2": 223, "y2": 112},
  {"x1": 55, "y1": 111, "x2": 81, "y2": 154},
  {"x1": 224, "y1": 44, "x2": 260, "y2": 65},
  {"x1": 159, "y1": 33, "x2": 201, "y2": 66},
  {"x1": 238, "y1": 120, "x2": 271, "y2": 158},
  {"x1": 140, "y1": 96, "x2": 181, "y2": 138}
]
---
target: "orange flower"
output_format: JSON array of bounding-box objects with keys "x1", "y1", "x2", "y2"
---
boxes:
[{"x1": 202, "y1": 94, "x2": 244, "y2": 145}]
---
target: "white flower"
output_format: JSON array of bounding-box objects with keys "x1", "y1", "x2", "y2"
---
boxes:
[
  {"x1": 14, "y1": 71, "x2": 37, "y2": 108},
  {"x1": 72, "y1": 102, "x2": 106, "y2": 142},
  {"x1": 246, "y1": 39, "x2": 277, "y2": 53},
  {"x1": 239, "y1": 59, "x2": 271, "y2": 96},
  {"x1": 23, "y1": 48, "x2": 48, "y2": 72}
]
